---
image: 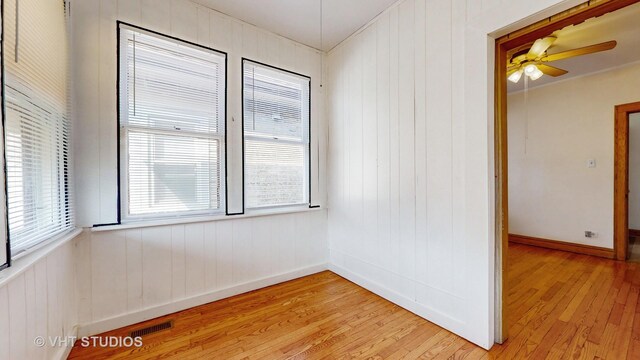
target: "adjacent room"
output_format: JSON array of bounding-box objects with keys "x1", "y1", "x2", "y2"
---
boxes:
[
  {"x1": 0, "y1": 0, "x2": 639, "y2": 359},
  {"x1": 498, "y1": 0, "x2": 640, "y2": 357}
]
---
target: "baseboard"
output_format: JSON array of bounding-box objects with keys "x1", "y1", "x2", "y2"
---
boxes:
[
  {"x1": 327, "y1": 264, "x2": 486, "y2": 349},
  {"x1": 53, "y1": 325, "x2": 78, "y2": 360},
  {"x1": 77, "y1": 263, "x2": 328, "y2": 337},
  {"x1": 509, "y1": 234, "x2": 614, "y2": 259}
]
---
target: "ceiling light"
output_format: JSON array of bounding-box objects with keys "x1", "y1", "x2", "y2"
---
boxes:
[
  {"x1": 528, "y1": 67, "x2": 544, "y2": 81},
  {"x1": 508, "y1": 69, "x2": 523, "y2": 83},
  {"x1": 524, "y1": 64, "x2": 537, "y2": 75}
]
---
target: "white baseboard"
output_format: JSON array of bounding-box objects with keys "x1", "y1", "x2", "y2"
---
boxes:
[
  {"x1": 78, "y1": 263, "x2": 327, "y2": 337},
  {"x1": 53, "y1": 325, "x2": 78, "y2": 360},
  {"x1": 328, "y1": 263, "x2": 478, "y2": 348}
]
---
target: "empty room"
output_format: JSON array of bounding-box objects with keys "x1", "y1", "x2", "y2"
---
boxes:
[{"x1": 1, "y1": 0, "x2": 640, "y2": 359}]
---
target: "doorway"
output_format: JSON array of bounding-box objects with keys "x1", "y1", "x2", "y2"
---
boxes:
[
  {"x1": 614, "y1": 102, "x2": 640, "y2": 260},
  {"x1": 494, "y1": 0, "x2": 640, "y2": 343}
]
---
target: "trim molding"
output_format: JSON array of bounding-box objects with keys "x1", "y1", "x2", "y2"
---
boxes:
[
  {"x1": 509, "y1": 234, "x2": 614, "y2": 259},
  {"x1": 630, "y1": 229, "x2": 640, "y2": 237},
  {"x1": 53, "y1": 325, "x2": 78, "y2": 360},
  {"x1": 77, "y1": 263, "x2": 327, "y2": 338}
]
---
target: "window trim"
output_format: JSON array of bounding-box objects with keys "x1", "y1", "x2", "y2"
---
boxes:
[
  {"x1": 114, "y1": 21, "x2": 229, "y2": 225},
  {"x1": 0, "y1": 0, "x2": 9, "y2": 269},
  {"x1": 241, "y1": 58, "x2": 312, "y2": 211}
]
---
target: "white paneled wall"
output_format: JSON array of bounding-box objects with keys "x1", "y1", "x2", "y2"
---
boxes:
[
  {"x1": 0, "y1": 237, "x2": 78, "y2": 360},
  {"x1": 77, "y1": 211, "x2": 326, "y2": 335},
  {"x1": 326, "y1": 0, "x2": 583, "y2": 349},
  {"x1": 72, "y1": 0, "x2": 327, "y2": 226},
  {"x1": 327, "y1": 0, "x2": 469, "y2": 342}
]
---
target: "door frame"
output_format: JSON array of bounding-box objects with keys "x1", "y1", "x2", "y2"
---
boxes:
[
  {"x1": 494, "y1": 0, "x2": 640, "y2": 343},
  {"x1": 614, "y1": 101, "x2": 640, "y2": 260}
]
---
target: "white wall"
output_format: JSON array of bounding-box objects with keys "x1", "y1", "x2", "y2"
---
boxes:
[
  {"x1": 72, "y1": 0, "x2": 327, "y2": 226},
  {"x1": 0, "y1": 237, "x2": 78, "y2": 360},
  {"x1": 76, "y1": 211, "x2": 326, "y2": 335},
  {"x1": 71, "y1": 0, "x2": 328, "y2": 336},
  {"x1": 630, "y1": 113, "x2": 640, "y2": 230},
  {"x1": 327, "y1": 0, "x2": 470, "y2": 341},
  {"x1": 326, "y1": 0, "x2": 587, "y2": 350},
  {"x1": 508, "y1": 62, "x2": 640, "y2": 248}
]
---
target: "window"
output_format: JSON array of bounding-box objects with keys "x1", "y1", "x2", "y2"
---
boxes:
[
  {"x1": 4, "y1": 0, "x2": 72, "y2": 257},
  {"x1": 119, "y1": 24, "x2": 226, "y2": 220},
  {"x1": 242, "y1": 60, "x2": 310, "y2": 209}
]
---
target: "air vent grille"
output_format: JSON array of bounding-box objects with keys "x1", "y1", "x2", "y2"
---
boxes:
[{"x1": 129, "y1": 320, "x2": 173, "y2": 338}]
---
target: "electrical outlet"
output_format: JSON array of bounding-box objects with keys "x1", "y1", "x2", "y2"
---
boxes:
[{"x1": 585, "y1": 231, "x2": 597, "y2": 238}]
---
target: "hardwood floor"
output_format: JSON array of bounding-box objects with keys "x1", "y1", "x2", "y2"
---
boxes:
[{"x1": 69, "y1": 243, "x2": 640, "y2": 359}]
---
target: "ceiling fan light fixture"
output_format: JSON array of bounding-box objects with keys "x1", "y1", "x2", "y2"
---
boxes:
[
  {"x1": 508, "y1": 69, "x2": 523, "y2": 83},
  {"x1": 528, "y1": 67, "x2": 544, "y2": 81},
  {"x1": 524, "y1": 64, "x2": 537, "y2": 75}
]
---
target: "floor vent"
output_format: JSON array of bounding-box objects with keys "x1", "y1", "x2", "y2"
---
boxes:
[{"x1": 130, "y1": 320, "x2": 173, "y2": 338}]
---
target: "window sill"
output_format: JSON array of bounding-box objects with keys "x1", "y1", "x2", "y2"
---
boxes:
[
  {"x1": 91, "y1": 205, "x2": 323, "y2": 232},
  {"x1": 0, "y1": 228, "x2": 82, "y2": 287}
]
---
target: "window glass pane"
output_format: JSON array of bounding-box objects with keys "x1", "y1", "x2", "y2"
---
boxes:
[
  {"x1": 5, "y1": 81, "x2": 72, "y2": 253},
  {"x1": 127, "y1": 131, "x2": 220, "y2": 215},
  {"x1": 243, "y1": 60, "x2": 310, "y2": 208},
  {"x1": 245, "y1": 140, "x2": 307, "y2": 207},
  {"x1": 243, "y1": 65, "x2": 307, "y2": 141},
  {"x1": 124, "y1": 31, "x2": 223, "y2": 134}
]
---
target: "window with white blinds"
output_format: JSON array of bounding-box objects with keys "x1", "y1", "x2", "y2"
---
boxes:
[
  {"x1": 119, "y1": 24, "x2": 226, "y2": 219},
  {"x1": 3, "y1": 0, "x2": 73, "y2": 256},
  {"x1": 243, "y1": 60, "x2": 310, "y2": 209}
]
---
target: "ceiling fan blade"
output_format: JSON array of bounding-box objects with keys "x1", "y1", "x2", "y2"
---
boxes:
[
  {"x1": 527, "y1": 36, "x2": 557, "y2": 59},
  {"x1": 536, "y1": 64, "x2": 568, "y2": 77},
  {"x1": 541, "y1": 40, "x2": 617, "y2": 62}
]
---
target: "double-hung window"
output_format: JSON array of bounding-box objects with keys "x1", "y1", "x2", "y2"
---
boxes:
[
  {"x1": 242, "y1": 60, "x2": 311, "y2": 209},
  {"x1": 119, "y1": 24, "x2": 226, "y2": 220},
  {"x1": 4, "y1": 0, "x2": 72, "y2": 257}
]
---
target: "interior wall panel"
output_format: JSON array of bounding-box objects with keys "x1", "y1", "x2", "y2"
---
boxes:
[
  {"x1": 326, "y1": 0, "x2": 595, "y2": 349},
  {"x1": 327, "y1": 0, "x2": 475, "y2": 346},
  {"x1": 0, "y1": 239, "x2": 78, "y2": 359},
  {"x1": 77, "y1": 211, "x2": 327, "y2": 329}
]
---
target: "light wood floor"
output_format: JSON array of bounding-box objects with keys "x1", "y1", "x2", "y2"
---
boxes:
[{"x1": 69, "y1": 244, "x2": 640, "y2": 359}]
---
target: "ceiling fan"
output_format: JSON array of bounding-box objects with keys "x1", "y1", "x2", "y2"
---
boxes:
[{"x1": 507, "y1": 36, "x2": 617, "y2": 83}]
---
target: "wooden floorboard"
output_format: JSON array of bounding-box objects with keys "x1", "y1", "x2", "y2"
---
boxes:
[{"x1": 69, "y1": 243, "x2": 640, "y2": 359}]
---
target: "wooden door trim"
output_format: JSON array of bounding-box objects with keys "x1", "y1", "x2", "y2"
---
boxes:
[
  {"x1": 614, "y1": 101, "x2": 640, "y2": 260},
  {"x1": 494, "y1": 0, "x2": 640, "y2": 344}
]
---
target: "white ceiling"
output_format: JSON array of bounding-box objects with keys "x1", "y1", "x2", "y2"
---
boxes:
[
  {"x1": 192, "y1": 0, "x2": 398, "y2": 51},
  {"x1": 508, "y1": 1, "x2": 640, "y2": 93}
]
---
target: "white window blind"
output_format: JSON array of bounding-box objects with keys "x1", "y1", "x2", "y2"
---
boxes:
[
  {"x1": 4, "y1": 0, "x2": 73, "y2": 256},
  {"x1": 243, "y1": 60, "x2": 310, "y2": 209},
  {"x1": 119, "y1": 25, "x2": 226, "y2": 219}
]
